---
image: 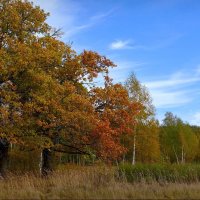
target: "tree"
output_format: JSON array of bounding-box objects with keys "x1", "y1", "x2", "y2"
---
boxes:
[
  {"x1": 124, "y1": 73, "x2": 160, "y2": 164},
  {"x1": 90, "y1": 80, "x2": 141, "y2": 161},
  {"x1": 0, "y1": 0, "x2": 52, "y2": 175},
  {"x1": 191, "y1": 126, "x2": 200, "y2": 161},
  {"x1": 160, "y1": 112, "x2": 198, "y2": 163},
  {"x1": 0, "y1": 0, "x2": 141, "y2": 174}
]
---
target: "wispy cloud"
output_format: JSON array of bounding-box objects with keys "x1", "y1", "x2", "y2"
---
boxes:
[
  {"x1": 32, "y1": 0, "x2": 59, "y2": 12},
  {"x1": 32, "y1": 0, "x2": 114, "y2": 39},
  {"x1": 109, "y1": 60, "x2": 145, "y2": 83},
  {"x1": 145, "y1": 34, "x2": 183, "y2": 50},
  {"x1": 91, "y1": 59, "x2": 145, "y2": 87},
  {"x1": 196, "y1": 65, "x2": 200, "y2": 75},
  {"x1": 64, "y1": 9, "x2": 114, "y2": 38},
  {"x1": 109, "y1": 40, "x2": 144, "y2": 50},
  {"x1": 32, "y1": 0, "x2": 78, "y2": 28},
  {"x1": 90, "y1": 8, "x2": 116, "y2": 21},
  {"x1": 149, "y1": 89, "x2": 193, "y2": 108},
  {"x1": 188, "y1": 112, "x2": 200, "y2": 125},
  {"x1": 144, "y1": 72, "x2": 200, "y2": 89},
  {"x1": 64, "y1": 24, "x2": 92, "y2": 39},
  {"x1": 109, "y1": 34, "x2": 183, "y2": 51},
  {"x1": 109, "y1": 40, "x2": 132, "y2": 50},
  {"x1": 143, "y1": 67, "x2": 200, "y2": 108}
]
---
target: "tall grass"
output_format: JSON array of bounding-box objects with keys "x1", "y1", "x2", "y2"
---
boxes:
[
  {"x1": 118, "y1": 163, "x2": 200, "y2": 183},
  {"x1": 0, "y1": 164, "x2": 200, "y2": 199}
]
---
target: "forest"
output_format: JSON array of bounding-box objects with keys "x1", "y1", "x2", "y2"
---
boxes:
[{"x1": 1, "y1": 0, "x2": 200, "y2": 199}]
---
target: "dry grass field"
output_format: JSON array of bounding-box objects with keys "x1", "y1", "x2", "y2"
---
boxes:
[{"x1": 0, "y1": 165, "x2": 200, "y2": 199}]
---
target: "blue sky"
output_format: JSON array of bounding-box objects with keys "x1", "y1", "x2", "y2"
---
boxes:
[{"x1": 32, "y1": 0, "x2": 200, "y2": 125}]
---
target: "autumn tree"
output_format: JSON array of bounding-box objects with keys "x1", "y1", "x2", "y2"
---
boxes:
[
  {"x1": 0, "y1": 0, "x2": 141, "y2": 174},
  {"x1": 90, "y1": 79, "x2": 140, "y2": 161},
  {"x1": 0, "y1": 0, "x2": 53, "y2": 175},
  {"x1": 124, "y1": 73, "x2": 160, "y2": 164}
]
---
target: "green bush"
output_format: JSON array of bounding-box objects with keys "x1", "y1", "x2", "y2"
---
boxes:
[{"x1": 117, "y1": 163, "x2": 200, "y2": 183}]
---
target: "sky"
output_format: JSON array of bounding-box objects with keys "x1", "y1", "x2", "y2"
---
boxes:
[{"x1": 32, "y1": 0, "x2": 200, "y2": 125}]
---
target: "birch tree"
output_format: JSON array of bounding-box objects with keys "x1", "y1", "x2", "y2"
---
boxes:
[{"x1": 124, "y1": 73, "x2": 160, "y2": 164}]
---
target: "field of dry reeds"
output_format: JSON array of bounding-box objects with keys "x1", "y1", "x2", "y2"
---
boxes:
[{"x1": 0, "y1": 164, "x2": 200, "y2": 199}]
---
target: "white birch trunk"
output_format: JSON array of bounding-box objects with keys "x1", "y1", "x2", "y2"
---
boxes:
[
  {"x1": 181, "y1": 145, "x2": 185, "y2": 164},
  {"x1": 173, "y1": 146, "x2": 179, "y2": 164},
  {"x1": 39, "y1": 151, "x2": 43, "y2": 175},
  {"x1": 132, "y1": 135, "x2": 136, "y2": 165}
]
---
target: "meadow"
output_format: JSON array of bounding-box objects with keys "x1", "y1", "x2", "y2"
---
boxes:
[{"x1": 1, "y1": 164, "x2": 200, "y2": 199}]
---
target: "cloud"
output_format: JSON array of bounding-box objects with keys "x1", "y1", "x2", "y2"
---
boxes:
[
  {"x1": 109, "y1": 33, "x2": 183, "y2": 51},
  {"x1": 32, "y1": 0, "x2": 59, "y2": 11},
  {"x1": 109, "y1": 40, "x2": 133, "y2": 50},
  {"x1": 90, "y1": 8, "x2": 116, "y2": 21},
  {"x1": 142, "y1": 67, "x2": 200, "y2": 108},
  {"x1": 190, "y1": 112, "x2": 200, "y2": 125},
  {"x1": 196, "y1": 65, "x2": 200, "y2": 75},
  {"x1": 145, "y1": 34, "x2": 183, "y2": 50},
  {"x1": 64, "y1": 9, "x2": 115, "y2": 38},
  {"x1": 32, "y1": 0, "x2": 114, "y2": 39},
  {"x1": 63, "y1": 10, "x2": 114, "y2": 39},
  {"x1": 91, "y1": 59, "x2": 145, "y2": 87},
  {"x1": 64, "y1": 24, "x2": 92, "y2": 39},
  {"x1": 149, "y1": 89, "x2": 193, "y2": 108},
  {"x1": 109, "y1": 60, "x2": 145, "y2": 83},
  {"x1": 32, "y1": 0, "x2": 79, "y2": 30},
  {"x1": 144, "y1": 72, "x2": 200, "y2": 89}
]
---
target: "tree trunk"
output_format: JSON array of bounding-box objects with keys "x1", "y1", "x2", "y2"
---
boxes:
[
  {"x1": 132, "y1": 135, "x2": 136, "y2": 165},
  {"x1": 40, "y1": 148, "x2": 52, "y2": 176},
  {"x1": 181, "y1": 145, "x2": 185, "y2": 164},
  {"x1": 0, "y1": 138, "x2": 9, "y2": 178},
  {"x1": 173, "y1": 146, "x2": 179, "y2": 164}
]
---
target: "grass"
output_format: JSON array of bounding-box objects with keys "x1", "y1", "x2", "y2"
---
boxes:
[
  {"x1": 118, "y1": 163, "x2": 200, "y2": 183},
  {"x1": 1, "y1": 164, "x2": 200, "y2": 199}
]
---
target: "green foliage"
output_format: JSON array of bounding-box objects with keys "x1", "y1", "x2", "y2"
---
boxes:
[
  {"x1": 160, "y1": 112, "x2": 199, "y2": 163},
  {"x1": 118, "y1": 163, "x2": 200, "y2": 183},
  {"x1": 123, "y1": 73, "x2": 160, "y2": 164}
]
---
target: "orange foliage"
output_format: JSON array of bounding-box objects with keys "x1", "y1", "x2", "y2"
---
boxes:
[{"x1": 0, "y1": 0, "x2": 141, "y2": 162}]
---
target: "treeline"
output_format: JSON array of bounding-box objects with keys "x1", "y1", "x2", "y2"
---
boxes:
[
  {"x1": 0, "y1": 0, "x2": 199, "y2": 176},
  {"x1": 123, "y1": 110, "x2": 200, "y2": 164},
  {"x1": 121, "y1": 75, "x2": 200, "y2": 165}
]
